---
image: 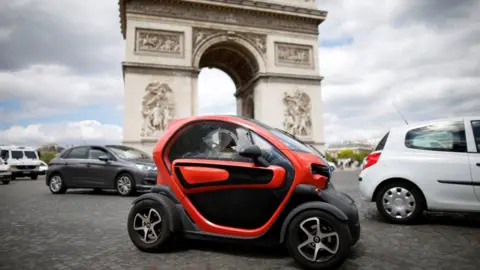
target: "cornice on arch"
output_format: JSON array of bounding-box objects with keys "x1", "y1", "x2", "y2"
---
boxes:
[{"x1": 118, "y1": 0, "x2": 327, "y2": 39}]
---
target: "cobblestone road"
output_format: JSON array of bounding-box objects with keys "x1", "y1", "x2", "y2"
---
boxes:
[{"x1": 0, "y1": 172, "x2": 479, "y2": 270}]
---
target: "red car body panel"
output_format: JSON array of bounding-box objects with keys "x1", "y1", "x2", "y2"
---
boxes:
[{"x1": 152, "y1": 115, "x2": 328, "y2": 237}]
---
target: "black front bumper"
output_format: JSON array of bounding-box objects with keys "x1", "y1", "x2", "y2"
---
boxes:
[{"x1": 132, "y1": 170, "x2": 157, "y2": 191}]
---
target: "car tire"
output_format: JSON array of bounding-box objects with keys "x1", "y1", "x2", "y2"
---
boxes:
[
  {"x1": 48, "y1": 174, "x2": 67, "y2": 194},
  {"x1": 116, "y1": 173, "x2": 135, "y2": 196},
  {"x1": 286, "y1": 210, "x2": 351, "y2": 270},
  {"x1": 2, "y1": 180, "x2": 9, "y2": 185},
  {"x1": 31, "y1": 174, "x2": 38, "y2": 180},
  {"x1": 127, "y1": 199, "x2": 174, "y2": 252},
  {"x1": 375, "y1": 181, "x2": 425, "y2": 224}
]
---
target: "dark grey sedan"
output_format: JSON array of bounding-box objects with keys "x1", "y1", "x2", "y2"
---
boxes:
[{"x1": 45, "y1": 145, "x2": 157, "y2": 196}]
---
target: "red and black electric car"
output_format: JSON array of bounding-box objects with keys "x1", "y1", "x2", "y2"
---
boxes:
[{"x1": 127, "y1": 115, "x2": 360, "y2": 269}]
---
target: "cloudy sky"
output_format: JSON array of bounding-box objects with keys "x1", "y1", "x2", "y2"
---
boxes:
[{"x1": 0, "y1": 0, "x2": 479, "y2": 147}]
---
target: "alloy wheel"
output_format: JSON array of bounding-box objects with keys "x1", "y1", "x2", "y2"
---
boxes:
[
  {"x1": 117, "y1": 176, "x2": 132, "y2": 195},
  {"x1": 50, "y1": 176, "x2": 62, "y2": 192},
  {"x1": 132, "y1": 208, "x2": 163, "y2": 244},
  {"x1": 296, "y1": 217, "x2": 340, "y2": 262},
  {"x1": 382, "y1": 187, "x2": 416, "y2": 219}
]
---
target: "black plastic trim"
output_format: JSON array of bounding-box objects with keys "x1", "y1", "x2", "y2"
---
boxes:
[
  {"x1": 150, "y1": 184, "x2": 181, "y2": 204},
  {"x1": 438, "y1": 180, "x2": 479, "y2": 186}
]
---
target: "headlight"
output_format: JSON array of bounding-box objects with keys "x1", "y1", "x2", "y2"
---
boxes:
[{"x1": 136, "y1": 164, "x2": 156, "y2": 171}]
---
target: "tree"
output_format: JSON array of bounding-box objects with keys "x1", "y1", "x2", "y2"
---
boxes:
[
  {"x1": 337, "y1": 149, "x2": 355, "y2": 160},
  {"x1": 39, "y1": 151, "x2": 57, "y2": 164}
]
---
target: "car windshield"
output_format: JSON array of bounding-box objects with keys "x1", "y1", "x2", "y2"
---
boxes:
[
  {"x1": 107, "y1": 145, "x2": 151, "y2": 160},
  {"x1": 11, "y1": 150, "x2": 24, "y2": 159},
  {"x1": 24, "y1": 151, "x2": 37, "y2": 159},
  {"x1": 244, "y1": 118, "x2": 313, "y2": 153}
]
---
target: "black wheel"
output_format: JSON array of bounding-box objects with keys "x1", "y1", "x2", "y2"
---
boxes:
[
  {"x1": 286, "y1": 210, "x2": 351, "y2": 270},
  {"x1": 48, "y1": 174, "x2": 67, "y2": 194},
  {"x1": 2, "y1": 180, "x2": 9, "y2": 185},
  {"x1": 31, "y1": 174, "x2": 38, "y2": 180},
  {"x1": 127, "y1": 199, "x2": 173, "y2": 252},
  {"x1": 116, "y1": 173, "x2": 135, "y2": 196},
  {"x1": 375, "y1": 181, "x2": 425, "y2": 224}
]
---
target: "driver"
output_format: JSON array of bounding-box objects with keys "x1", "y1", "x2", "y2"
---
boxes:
[{"x1": 218, "y1": 131, "x2": 236, "y2": 153}]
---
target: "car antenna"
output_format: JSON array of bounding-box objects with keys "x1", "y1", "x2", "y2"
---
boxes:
[{"x1": 391, "y1": 100, "x2": 409, "y2": 125}]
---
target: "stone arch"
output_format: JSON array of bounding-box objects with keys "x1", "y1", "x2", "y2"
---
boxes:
[{"x1": 193, "y1": 33, "x2": 266, "y2": 89}]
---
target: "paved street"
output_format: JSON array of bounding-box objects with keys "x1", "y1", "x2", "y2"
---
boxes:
[{"x1": 0, "y1": 171, "x2": 479, "y2": 270}]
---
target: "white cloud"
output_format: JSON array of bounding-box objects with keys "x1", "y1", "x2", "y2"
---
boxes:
[
  {"x1": 0, "y1": 120, "x2": 122, "y2": 146},
  {"x1": 0, "y1": 64, "x2": 123, "y2": 123},
  {"x1": 318, "y1": 0, "x2": 480, "y2": 143}
]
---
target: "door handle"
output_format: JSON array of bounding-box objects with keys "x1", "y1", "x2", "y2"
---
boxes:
[
  {"x1": 86, "y1": 164, "x2": 91, "y2": 167},
  {"x1": 476, "y1": 163, "x2": 480, "y2": 167}
]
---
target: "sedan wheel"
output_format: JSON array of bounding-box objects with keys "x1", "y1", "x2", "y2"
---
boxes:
[
  {"x1": 49, "y1": 174, "x2": 67, "y2": 194},
  {"x1": 116, "y1": 174, "x2": 134, "y2": 196}
]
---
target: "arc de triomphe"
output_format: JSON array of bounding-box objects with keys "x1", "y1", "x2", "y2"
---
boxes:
[{"x1": 119, "y1": 0, "x2": 327, "y2": 153}]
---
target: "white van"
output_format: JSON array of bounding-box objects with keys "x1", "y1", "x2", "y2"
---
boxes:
[{"x1": 0, "y1": 146, "x2": 41, "y2": 180}]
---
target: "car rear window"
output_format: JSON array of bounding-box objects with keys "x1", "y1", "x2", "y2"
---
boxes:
[
  {"x1": 24, "y1": 151, "x2": 37, "y2": 159},
  {"x1": 0, "y1": 150, "x2": 8, "y2": 160},
  {"x1": 374, "y1": 132, "x2": 389, "y2": 151}
]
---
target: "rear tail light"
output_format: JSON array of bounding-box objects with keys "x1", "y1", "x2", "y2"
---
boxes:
[{"x1": 363, "y1": 152, "x2": 381, "y2": 169}]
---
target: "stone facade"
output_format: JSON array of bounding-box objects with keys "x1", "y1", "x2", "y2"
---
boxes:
[{"x1": 119, "y1": 0, "x2": 327, "y2": 154}]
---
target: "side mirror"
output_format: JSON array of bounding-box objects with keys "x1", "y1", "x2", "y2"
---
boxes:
[
  {"x1": 239, "y1": 145, "x2": 269, "y2": 167},
  {"x1": 239, "y1": 145, "x2": 262, "y2": 159},
  {"x1": 329, "y1": 165, "x2": 335, "y2": 172},
  {"x1": 98, "y1": 155, "x2": 110, "y2": 162}
]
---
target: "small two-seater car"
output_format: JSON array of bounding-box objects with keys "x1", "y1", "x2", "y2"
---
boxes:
[{"x1": 127, "y1": 115, "x2": 360, "y2": 269}]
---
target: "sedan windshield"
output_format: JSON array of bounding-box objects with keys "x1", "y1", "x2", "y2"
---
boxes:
[{"x1": 106, "y1": 145, "x2": 151, "y2": 160}]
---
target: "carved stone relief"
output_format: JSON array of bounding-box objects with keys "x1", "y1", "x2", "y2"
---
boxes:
[
  {"x1": 275, "y1": 42, "x2": 313, "y2": 68},
  {"x1": 192, "y1": 27, "x2": 267, "y2": 55},
  {"x1": 283, "y1": 90, "x2": 312, "y2": 138},
  {"x1": 135, "y1": 28, "x2": 183, "y2": 56},
  {"x1": 141, "y1": 82, "x2": 175, "y2": 137}
]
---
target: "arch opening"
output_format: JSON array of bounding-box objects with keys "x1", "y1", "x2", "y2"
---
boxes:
[{"x1": 196, "y1": 40, "x2": 261, "y2": 118}]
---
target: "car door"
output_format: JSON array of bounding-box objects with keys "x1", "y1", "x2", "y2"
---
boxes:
[
  {"x1": 167, "y1": 121, "x2": 294, "y2": 230},
  {"x1": 403, "y1": 120, "x2": 477, "y2": 211},
  {"x1": 83, "y1": 147, "x2": 118, "y2": 188},
  {"x1": 62, "y1": 146, "x2": 90, "y2": 187},
  {"x1": 466, "y1": 119, "x2": 480, "y2": 201}
]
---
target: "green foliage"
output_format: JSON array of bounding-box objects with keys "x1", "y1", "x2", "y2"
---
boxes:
[
  {"x1": 336, "y1": 149, "x2": 371, "y2": 162},
  {"x1": 325, "y1": 152, "x2": 337, "y2": 163},
  {"x1": 336, "y1": 149, "x2": 355, "y2": 160},
  {"x1": 354, "y1": 150, "x2": 371, "y2": 162},
  {"x1": 39, "y1": 151, "x2": 57, "y2": 164}
]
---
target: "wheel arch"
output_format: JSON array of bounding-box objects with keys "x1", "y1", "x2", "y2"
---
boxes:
[
  {"x1": 279, "y1": 201, "x2": 348, "y2": 243},
  {"x1": 372, "y1": 177, "x2": 428, "y2": 208},
  {"x1": 132, "y1": 193, "x2": 182, "y2": 233}
]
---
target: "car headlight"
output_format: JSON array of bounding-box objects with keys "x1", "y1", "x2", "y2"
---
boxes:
[{"x1": 136, "y1": 164, "x2": 156, "y2": 171}]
